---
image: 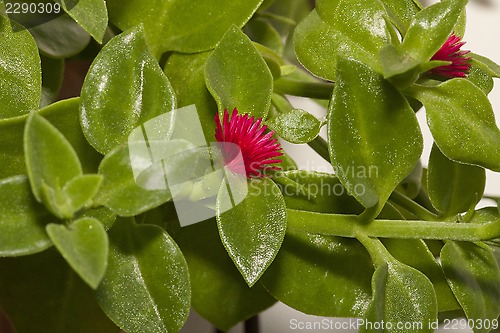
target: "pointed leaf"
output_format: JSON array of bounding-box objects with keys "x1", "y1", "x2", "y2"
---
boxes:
[
  {"x1": 205, "y1": 26, "x2": 273, "y2": 119},
  {"x1": 62, "y1": 174, "x2": 103, "y2": 214},
  {"x1": 468, "y1": 58, "x2": 495, "y2": 94},
  {"x1": 471, "y1": 53, "x2": 500, "y2": 78},
  {"x1": 24, "y1": 112, "x2": 82, "y2": 202},
  {"x1": 46, "y1": 217, "x2": 108, "y2": 289},
  {"x1": 0, "y1": 176, "x2": 52, "y2": 257},
  {"x1": 267, "y1": 109, "x2": 321, "y2": 144},
  {"x1": 80, "y1": 25, "x2": 176, "y2": 154},
  {"x1": 428, "y1": 144, "x2": 485, "y2": 216},
  {"x1": 217, "y1": 177, "x2": 286, "y2": 286},
  {"x1": 56, "y1": 0, "x2": 108, "y2": 43},
  {"x1": 328, "y1": 58, "x2": 423, "y2": 212},
  {"x1": 95, "y1": 218, "x2": 190, "y2": 333},
  {"x1": 380, "y1": 0, "x2": 421, "y2": 34},
  {"x1": 106, "y1": 0, "x2": 264, "y2": 56},
  {"x1": 0, "y1": 15, "x2": 41, "y2": 118},
  {"x1": 441, "y1": 241, "x2": 500, "y2": 333}
]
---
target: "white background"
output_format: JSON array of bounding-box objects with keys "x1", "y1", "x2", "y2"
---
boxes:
[{"x1": 182, "y1": 0, "x2": 500, "y2": 332}]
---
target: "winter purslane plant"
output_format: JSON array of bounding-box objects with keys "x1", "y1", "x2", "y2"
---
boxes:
[{"x1": 1, "y1": 0, "x2": 500, "y2": 332}]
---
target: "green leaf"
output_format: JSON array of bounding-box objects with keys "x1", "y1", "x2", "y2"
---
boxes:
[
  {"x1": 294, "y1": 0, "x2": 392, "y2": 80},
  {"x1": 106, "y1": 0, "x2": 264, "y2": 56},
  {"x1": 0, "y1": 15, "x2": 41, "y2": 119},
  {"x1": 24, "y1": 112, "x2": 82, "y2": 202},
  {"x1": 0, "y1": 249, "x2": 118, "y2": 333},
  {"x1": 40, "y1": 55, "x2": 63, "y2": 107},
  {"x1": 56, "y1": 0, "x2": 108, "y2": 43},
  {"x1": 80, "y1": 25, "x2": 176, "y2": 155},
  {"x1": 408, "y1": 79, "x2": 500, "y2": 171},
  {"x1": 328, "y1": 58, "x2": 423, "y2": 213},
  {"x1": 205, "y1": 26, "x2": 273, "y2": 119},
  {"x1": 471, "y1": 53, "x2": 500, "y2": 78},
  {"x1": 164, "y1": 51, "x2": 218, "y2": 141},
  {"x1": 360, "y1": 260, "x2": 437, "y2": 333},
  {"x1": 95, "y1": 218, "x2": 190, "y2": 333},
  {"x1": 468, "y1": 58, "x2": 495, "y2": 94},
  {"x1": 46, "y1": 217, "x2": 108, "y2": 289},
  {"x1": 261, "y1": 231, "x2": 373, "y2": 317},
  {"x1": 428, "y1": 144, "x2": 485, "y2": 216},
  {"x1": 441, "y1": 241, "x2": 500, "y2": 333},
  {"x1": 0, "y1": 98, "x2": 102, "y2": 180},
  {"x1": 267, "y1": 109, "x2": 321, "y2": 144},
  {"x1": 400, "y1": 0, "x2": 467, "y2": 62},
  {"x1": 174, "y1": 219, "x2": 276, "y2": 331},
  {"x1": 216, "y1": 177, "x2": 286, "y2": 286},
  {"x1": 379, "y1": 0, "x2": 421, "y2": 34},
  {"x1": 62, "y1": 174, "x2": 103, "y2": 213},
  {"x1": 96, "y1": 143, "x2": 171, "y2": 216},
  {"x1": 0, "y1": 176, "x2": 52, "y2": 257},
  {"x1": 29, "y1": 13, "x2": 91, "y2": 58},
  {"x1": 245, "y1": 18, "x2": 284, "y2": 55}
]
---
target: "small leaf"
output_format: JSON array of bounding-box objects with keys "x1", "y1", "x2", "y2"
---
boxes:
[
  {"x1": 46, "y1": 217, "x2": 108, "y2": 289},
  {"x1": 471, "y1": 53, "x2": 500, "y2": 78},
  {"x1": 80, "y1": 25, "x2": 176, "y2": 155},
  {"x1": 360, "y1": 260, "x2": 437, "y2": 333},
  {"x1": 56, "y1": 0, "x2": 108, "y2": 43},
  {"x1": 0, "y1": 176, "x2": 52, "y2": 257},
  {"x1": 267, "y1": 109, "x2": 321, "y2": 144},
  {"x1": 328, "y1": 58, "x2": 423, "y2": 213},
  {"x1": 261, "y1": 231, "x2": 373, "y2": 317},
  {"x1": 106, "y1": 0, "x2": 264, "y2": 56},
  {"x1": 24, "y1": 112, "x2": 82, "y2": 202},
  {"x1": 441, "y1": 241, "x2": 500, "y2": 333},
  {"x1": 29, "y1": 13, "x2": 91, "y2": 58},
  {"x1": 174, "y1": 219, "x2": 276, "y2": 331},
  {"x1": 40, "y1": 55, "x2": 64, "y2": 107},
  {"x1": 428, "y1": 144, "x2": 485, "y2": 216},
  {"x1": 0, "y1": 15, "x2": 41, "y2": 118},
  {"x1": 95, "y1": 218, "x2": 190, "y2": 333},
  {"x1": 245, "y1": 18, "x2": 284, "y2": 55},
  {"x1": 96, "y1": 144, "x2": 171, "y2": 216},
  {"x1": 468, "y1": 58, "x2": 495, "y2": 94},
  {"x1": 379, "y1": 0, "x2": 421, "y2": 34},
  {"x1": 0, "y1": 249, "x2": 118, "y2": 333},
  {"x1": 409, "y1": 79, "x2": 500, "y2": 171},
  {"x1": 294, "y1": 0, "x2": 392, "y2": 80},
  {"x1": 62, "y1": 174, "x2": 103, "y2": 214},
  {"x1": 205, "y1": 26, "x2": 273, "y2": 119},
  {"x1": 217, "y1": 177, "x2": 286, "y2": 286}
]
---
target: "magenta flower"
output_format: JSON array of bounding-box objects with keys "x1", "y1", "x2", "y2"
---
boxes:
[
  {"x1": 215, "y1": 108, "x2": 283, "y2": 178},
  {"x1": 429, "y1": 34, "x2": 471, "y2": 78}
]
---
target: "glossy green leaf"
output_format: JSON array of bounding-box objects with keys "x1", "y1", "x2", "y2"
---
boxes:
[
  {"x1": 174, "y1": 219, "x2": 276, "y2": 331},
  {"x1": 40, "y1": 55, "x2": 63, "y2": 107},
  {"x1": 245, "y1": 18, "x2": 284, "y2": 55},
  {"x1": 0, "y1": 98, "x2": 102, "y2": 180},
  {"x1": 56, "y1": 0, "x2": 108, "y2": 43},
  {"x1": 262, "y1": 231, "x2": 373, "y2": 317},
  {"x1": 0, "y1": 249, "x2": 118, "y2": 333},
  {"x1": 400, "y1": 0, "x2": 467, "y2": 62},
  {"x1": 428, "y1": 144, "x2": 485, "y2": 216},
  {"x1": 24, "y1": 112, "x2": 82, "y2": 203},
  {"x1": 380, "y1": 0, "x2": 420, "y2": 34},
  {"x1": 468, "y1": 58, "x2": 495, "y2": 94},
  {"x1": 360, "y1": 260, "x2": 437, "y2": 333},
  {"x1": 164, "y1": 51, "x2": 218, "y2": 141},
  {"x1": 46, "y1": 217, "x2": 108, "y2": 289},
  {"x1": 0, "y1": 15, "x2": 41, "y2": 118},
  {"x1": 441, "y1": 241, "x2": 500, "y2": 333},
  {"x1": 96, "y1": 144, "x2": 171, "y2": 216},
  {"x1": 294, "y1": 0, "x2": 392, "y2": 80},
  {"x1": 95, "y1": 218, "x2": 190, "y2": 333},
  {"x1": 61, "y1": 174, "x2": 103, "y2": 214},
  {"x1": 29, "y1": 13, "x2": 91, "y2": 58},
  {"x1": 267, "y1": 109, "x2": 320, "y2": 144},
  {"x1": 328, "y1": 58, "x2": 423, "y2": 213},
  {"x1": 83, "y1": 206, "x2": 117, "y2": 231},
  {"x1": 409, "y1": 79, "x2": 500, "y2": 171},
  {"x1": 216, "y1": 177, "x2": 286, "y2": 286},
  {"x1": 106, "y1": 0, "x2": 264, "y2": 56},
  {"x1": 471, "y1": 53, "x2": 500, "y2": 78},
  {"x1": 0, "y1": 176, "x2": 52, "y2": 257},
  {"x1": 80, "y1": 25, "x2": 176, "y2": 155},
  {"x1": 205, "y1": 26, "x2": 273, "y2": 119}
]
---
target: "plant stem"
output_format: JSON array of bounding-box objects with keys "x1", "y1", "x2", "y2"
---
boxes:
[
  {"x1": 287, "y1": 209, "x2": 500, "y2": 241},
  {"x1": 307, "y1": 136, "x2": 331, "y2": 163},
  {"x1": 389, "y1": 190, "x2": 438, "y2": 221},
  {"x1": 274, "y1": 77, "x2": 334, "y2": 100}
]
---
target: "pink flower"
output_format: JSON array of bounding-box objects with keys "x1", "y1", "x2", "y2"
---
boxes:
[
  {"x1": 429, "y1": 34, "x2": 471, "y2": 79},
  {"x1": 215, "y1": 108, "x2": 283, "y2": 177}
]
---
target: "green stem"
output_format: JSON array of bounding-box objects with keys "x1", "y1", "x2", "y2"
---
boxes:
[
  {"x1": 389, "y1": 190, "x2": 438, "y2": 221},
  {"x1": 307, "y1": 136, "x2": 331, "y2": 163},
  {"x1": 274, "y1": 77, "x2": 334, "y2": 100},
  {"x1": 355, "y1": 231, "x2": 391, "y2": 267},
  {"x1": 287, "y1": 209, "x2": 500, "y2": 241}
]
